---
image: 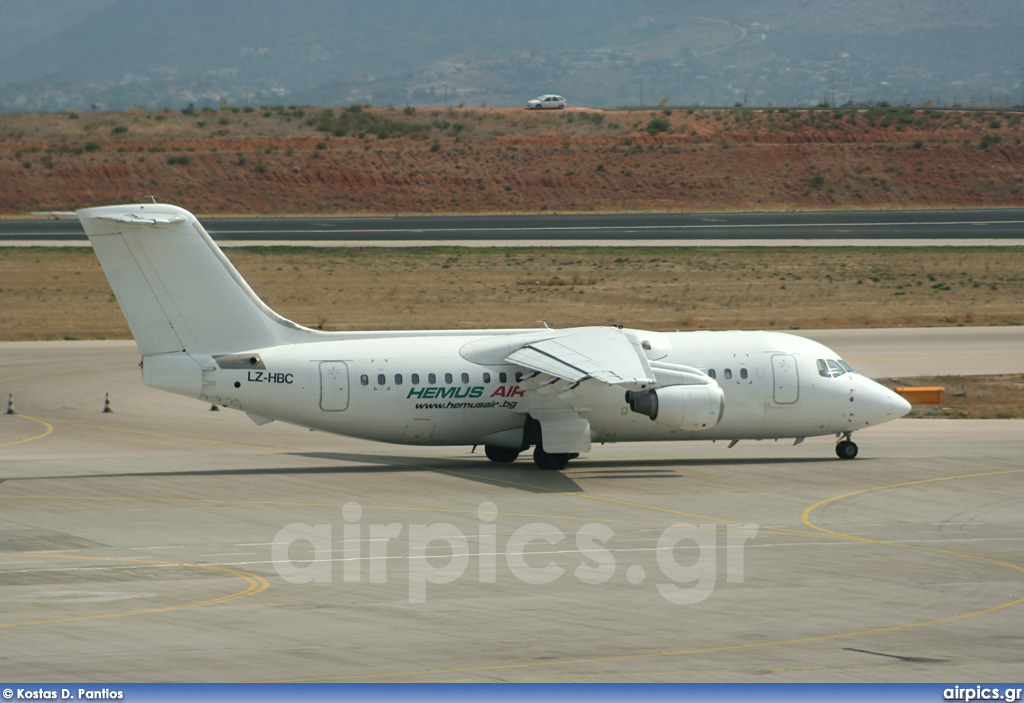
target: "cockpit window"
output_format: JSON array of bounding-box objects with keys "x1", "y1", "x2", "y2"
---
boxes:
[{"x1": 817, "y1": 358, "x2": 850, "y2": 378}]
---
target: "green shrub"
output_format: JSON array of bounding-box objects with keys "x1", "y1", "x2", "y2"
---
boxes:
[{"x1": 645, "y1": 118, "x2": 670, "y2": 135}]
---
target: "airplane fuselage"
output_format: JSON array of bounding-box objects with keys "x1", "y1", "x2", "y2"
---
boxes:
[{"x1": 148, "y1": 329, "x2": 904, "y2": 449}]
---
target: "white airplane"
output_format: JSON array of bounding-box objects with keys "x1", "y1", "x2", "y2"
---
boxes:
[{"x1": 77, "y1": 203, "x2": 911, "y2": 470}]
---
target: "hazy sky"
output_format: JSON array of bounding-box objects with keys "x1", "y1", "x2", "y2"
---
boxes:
[{"x1": 3, "y1": 1, "x2": 1022, "y2": 110}]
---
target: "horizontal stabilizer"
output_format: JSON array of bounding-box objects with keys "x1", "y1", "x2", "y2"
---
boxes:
[{"x1": 91, "y1": 212, "x2": 188, "y2": 225}]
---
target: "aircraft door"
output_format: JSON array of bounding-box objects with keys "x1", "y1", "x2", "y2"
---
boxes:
[
  {"x1": 319, "y1": 361, "x2": 350, "y2": 411},
  {"x1": 771, "y1": 354, "x2": 799, "y2": 404}
]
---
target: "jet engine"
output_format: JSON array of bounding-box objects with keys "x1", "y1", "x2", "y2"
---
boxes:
[{"x1": 625, "y1": 384, "x2": 724, "y2": 431}]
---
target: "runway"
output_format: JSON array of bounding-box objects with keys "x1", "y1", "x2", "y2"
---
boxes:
[
  {"x1": 1, "y1": 335, "x2": 1023, "y2": 682},
  {"x1": 4, "y1": 208, "x2": 1024, "y2": 246}
]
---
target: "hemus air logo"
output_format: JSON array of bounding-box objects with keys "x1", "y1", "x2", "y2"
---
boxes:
[{"x1": 406, "y1": 385, "x2": 526, "y2": 400}]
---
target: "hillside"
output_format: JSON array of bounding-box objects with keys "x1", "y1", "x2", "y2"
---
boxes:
[
  {"x1": 1, "y1": 106, "x2": 1023, "y2": 215},
  {"x1": 3, "y1": 1, "x2": 1023, "y2": 110}
]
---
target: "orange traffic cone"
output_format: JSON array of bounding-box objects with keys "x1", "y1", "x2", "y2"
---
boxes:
[
  {"x1": 103, "y1": 393, "x2": 113, "y2": 413},
  {"x1": 5, "y1": 394, "x2": 14, "y2": 415}
]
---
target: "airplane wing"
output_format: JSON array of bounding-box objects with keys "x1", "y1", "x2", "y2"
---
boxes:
[{"x1": 505, "y1": 326, "x2": 656, "y2": 390}]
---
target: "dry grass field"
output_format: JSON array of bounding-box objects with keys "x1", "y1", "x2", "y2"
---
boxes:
[
  {"x1": 3, "y1": 246, "x2": 1022, "y2": 339},
  {"x1": 876, "y1": 374, "x2": 1024, "y2": 419}
]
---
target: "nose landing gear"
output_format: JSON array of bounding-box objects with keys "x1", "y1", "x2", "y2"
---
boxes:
[{"x1": 835, "y1": 432, "x2": 859, "y2": 459}]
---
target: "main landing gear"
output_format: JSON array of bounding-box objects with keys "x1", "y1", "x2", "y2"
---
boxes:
[
  {"x1": 482, "y1": 443, "x2": 576, "y2": 470},
  {"x1": 484, "y1": 444, "x2": 520, "y2": 463},
  {"x1": 483, "y1": 416, "x2": 576, "y2": 470},
  {"x1": 835, "y1": 432, "x2": 859, "y2": 460},
  {"x1": 532, "y1": 446, "x2": 573, "y2": 471}
]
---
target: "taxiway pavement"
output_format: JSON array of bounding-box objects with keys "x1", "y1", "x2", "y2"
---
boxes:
[
  {"x1": 5, "y1": 208, "x2": 1024, "y2": 247},
  {"x1": 1, "y1": 336, "x2": 1022, "y2": 682}
]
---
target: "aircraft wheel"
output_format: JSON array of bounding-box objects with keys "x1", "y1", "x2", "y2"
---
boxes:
[
  {"x1": 835, "y1": 440, "x2": 859, "y2": 460},
  {"x1": 484, "y1": 445, "x2": 520, "y2": 463},
  {"x1": 533, "y1": 446, "x2": 570, "y2": 470}
]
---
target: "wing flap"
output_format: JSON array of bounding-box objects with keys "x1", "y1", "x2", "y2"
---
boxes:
[{"x1": 505, "y1": 327, "x2": 656, "y2": 386}]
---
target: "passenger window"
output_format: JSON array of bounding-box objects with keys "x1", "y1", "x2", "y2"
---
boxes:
[
  {"x1": 499, "y1": 372, "x2": 508, "y2": 383},
  {"x1": 461, "y1": 372, "x2": 469, "y2": 383},
  {"x1": 394, "y1": 374, "x2": 403, "y2": 385},
  {"x1": 411, "y1": 373, "x2": 420, "y2": 385},
  {"x1": 377, "y1": 374, "x2": 386, "y2": 385},
  {"x1": 428, "y1": 373, "x2": 436, "y2": 384},
  {"x1": 515, "y1": 372, "x2": 524, "y2": 382},
  {"x1": 360, "y1": 374, "x2": 369, "y2": 386},
  {"x1": 483, "y1": 372, "x2": 491, "y2": 383},
  {"x1": 724, "y1": 369, "x2": 732, "y2": 380},
  {"x1": 708, "y1": 369, "x2": 716, "y2": 379},
  {"x1": 740, "y1": 368, "x2": 748, "y2": 380},
  {"x1": 444, "y1": 372, "x2": 453, "y2": 384}
]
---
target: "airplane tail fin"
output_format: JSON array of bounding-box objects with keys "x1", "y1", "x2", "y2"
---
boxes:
[{"x1": 77, "y1": 203, "x2": 310, "y2": 356}]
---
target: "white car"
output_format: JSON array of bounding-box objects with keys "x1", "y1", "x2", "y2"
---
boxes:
[{"x1": 527, "y1": 94, "x2": 566, "y2": 110}]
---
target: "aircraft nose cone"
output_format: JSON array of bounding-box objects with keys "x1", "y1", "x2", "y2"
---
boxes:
[
  {"x1": 892, "y1": 390, "x2": 912, "y2": 417},
  {"x1": 850, "y1": 377, "x2": 912, "y2": 428},
  {"x1": 861, "y1": 380, "x2": 912, "y2": 424}
]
